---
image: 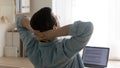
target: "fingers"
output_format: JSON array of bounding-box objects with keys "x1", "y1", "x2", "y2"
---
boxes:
[
  {"x1": 33, "y1": 30, "x2": 47, "y2": 40},
  {"x1": 34, "y1": 31, "x2": 44, "y2": 37},
  {"x1": 33, "y1": 30, "x2": 54, "y2": 42}
]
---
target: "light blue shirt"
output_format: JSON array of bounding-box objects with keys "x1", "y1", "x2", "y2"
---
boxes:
[{"x1": 16, "y1": 15, "x2": 93, "y2": 68}]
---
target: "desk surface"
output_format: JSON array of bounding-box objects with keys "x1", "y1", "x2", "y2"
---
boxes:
[
  {"x1": 0, "y1": 58, "x2": 119, "y2": 68},
  {"x1": 84, "y1": 60, "x2": 120, "y2": 68}
]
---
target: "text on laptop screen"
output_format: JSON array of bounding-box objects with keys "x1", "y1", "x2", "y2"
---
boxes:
[{"x1": 82, "y1": 46, "x2": 109, "y2": 67}]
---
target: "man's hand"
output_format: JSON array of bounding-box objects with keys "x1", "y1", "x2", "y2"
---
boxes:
[
  {"x1": 21, "y1": 17, "x2": 33, "y2": 31},
  {"x1": 34, "y1": 30, "x2": 46, "y2": 41},
  {"x1": 21, "y1": 16, "x2": 71, "y2": 42},
  {"x1": 33, "y1": 30, "x2": 55, "y2": 41},
  {"x1": 33, "y1": 24, "x2": 71, "y2": 41}
]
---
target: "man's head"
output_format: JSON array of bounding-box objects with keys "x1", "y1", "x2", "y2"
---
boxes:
[{"x1": 30, "y1": 7, "x2": 59, "y2": 32}]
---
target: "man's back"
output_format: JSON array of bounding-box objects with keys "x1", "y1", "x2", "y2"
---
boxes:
[
  {"x1": 17, "y1": 15, "x2": 93, "y2": 68},
  {"x1": 29, "y1": 39, "x2": 83, "y2": 68}
]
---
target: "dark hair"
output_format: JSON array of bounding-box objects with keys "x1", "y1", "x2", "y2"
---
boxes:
[{"x1": 30, "y1": 7, "x2": 57, "y2": 32}]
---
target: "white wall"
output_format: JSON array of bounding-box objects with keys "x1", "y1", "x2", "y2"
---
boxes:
[
  {"x1": 0, "y1": 0, "x2": 52, "y2": 57},
  {"x1": 54, "y1": 0, "x2": 120, "y2": 60},
  {"x1": 0, "y1": 0, "x2": 16, "y2": 57},
  {"x1": 0, "y1": 0, "x2": 15, "y2": 23},
  {"x1": 53, "y1": 0, "x2": 72, "y2": 26},
  {"x1": 30, "y1": 0, "x2": 52, "y2": 15},
  {"x1": 108, "y1": 0, "x2": 120, "y2": 59}
]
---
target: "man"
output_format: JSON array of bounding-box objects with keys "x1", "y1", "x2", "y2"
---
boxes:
[{"x1": 17, "y1": 7, "x2": 93, "y2": 68}]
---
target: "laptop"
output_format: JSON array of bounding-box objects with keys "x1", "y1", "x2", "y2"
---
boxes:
[{"x1": 82, "y1": 46, "x2": 110, "y2": 68}]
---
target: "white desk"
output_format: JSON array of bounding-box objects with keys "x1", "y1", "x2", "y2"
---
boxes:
[{"x1": 84, "y1": 60, "x2": 120, "y2": 68}]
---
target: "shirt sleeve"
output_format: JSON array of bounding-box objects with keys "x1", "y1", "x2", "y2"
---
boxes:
[
  {"x1": 62, "y1": 21, "x2": 93, "y2": 58},
  {"x1": 16, "y1": 15, "x2": 39, "y2": 57}
]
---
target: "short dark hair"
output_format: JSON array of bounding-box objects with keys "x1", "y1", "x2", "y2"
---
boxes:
[{"x1": 30, "y1": 7, "x2": 57, "y2": 32}]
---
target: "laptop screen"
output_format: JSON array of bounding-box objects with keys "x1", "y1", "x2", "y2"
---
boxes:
[{"x1": 82, "y1": 46, "x2": 110, "y2": 67}]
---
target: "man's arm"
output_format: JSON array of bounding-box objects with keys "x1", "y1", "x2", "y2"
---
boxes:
[
  {"x1": 39, "y1": 21, "x2": 93, "y2": 58},
  {"x1": 16, "y1": 15, "x2": 39, "y2": 57},
  {"x1": 63, "y1": 21, "x2": 93, "y2": 58},
  {"x1": 39, "y1": 24, "x2": 71, "y2": 40}
]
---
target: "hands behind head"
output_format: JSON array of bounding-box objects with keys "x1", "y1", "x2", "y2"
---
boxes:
[
  {"x1": 33, "y1": 30, "x2": 55, "y2": 42},
  {"x1": 21, "y1": 17, "x2": 34, "y2": 32},
  {"x1": 21, "y1": 16, "x2": 56, "y2": 42},
  {"x1": 33, "y1": 30, "x2": 46, "y2": 41}
]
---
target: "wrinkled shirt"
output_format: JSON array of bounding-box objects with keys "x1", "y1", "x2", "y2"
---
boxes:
[{"x1": 16, "y1": 15, "x2": 93, "y2": 68}]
